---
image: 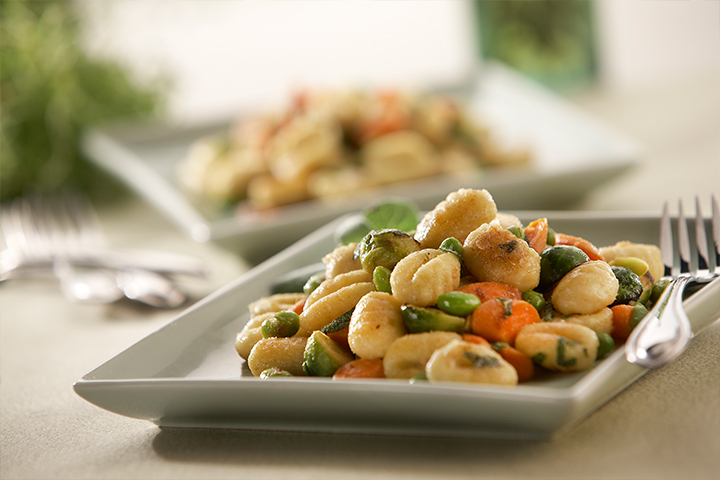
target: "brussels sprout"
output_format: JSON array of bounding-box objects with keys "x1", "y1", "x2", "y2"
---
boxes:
[
  {"x1": 400, "y1": 305, "x2": 466, "y2": 333},
  {"x1": 303, "y1": 272, "x2": 326, "y2": 295},
  {"x1": 271, "y1": 263, "x2": 325, "y2": 294},
  {"x1": 507, "y1": 226, "x2": 526, "y2": 241},
  {"x1": 261, "y1": 311, "x2": 300, "y2": 338},
  {"x1": 302, "y1": 331, "x2": 355, "y2": 376},
  {"x1": 372, "y1": 266, "x2": 393, "y2": 293},
  {"x1": 354, "y1": 229, "x2": 421, "y2": 273},
  {"x1": 611, "y1": 266, "x2": 644, "y2": 305},
  {"x1": 538, "y1": 245, "x2": 589, "y2": 291}
]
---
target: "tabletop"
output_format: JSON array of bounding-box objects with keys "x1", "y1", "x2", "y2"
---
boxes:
[{"x1": 2, "y1": 73, "x2": 719, "y2": 480}]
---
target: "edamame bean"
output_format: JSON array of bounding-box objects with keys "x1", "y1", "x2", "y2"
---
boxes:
[
  {"x1": 439, "y1": 237, "x2": 463, "y2": 260},
  {"x1": 507, "y1": 226, "x2": 526, "y2": 241},
  {"x1": 260, "y1": 368, "x2": 293, "y2": 378},
  {"x1": 521, "y1": 290, "x2": 545, "y2": 314},
  {"x1": 596, "y1": 332, "x2": 614, "y2": 359},
  {"x1": 261, "y1": 311, "x2": 300, "y2": 338},
  {"x1": 436, "y1": 291, "x2": 481, "y2": 316}
]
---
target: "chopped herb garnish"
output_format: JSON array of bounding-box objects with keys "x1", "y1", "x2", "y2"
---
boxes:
[
  {"x1": 463, "y1": 351, "x2": 501, "y2": 368},
  {"x1": 498, "y1": 297, "x2": 514, "y2": 317},
  {"x1": 498, "y1": 240, "x2": 518, "y2": 253},
  {"x1": 556, "y1": 337, "x2": 578, "y2": 367},
  {"x1": 321, "y1": 308, "x2": 355, "y2": 334}
]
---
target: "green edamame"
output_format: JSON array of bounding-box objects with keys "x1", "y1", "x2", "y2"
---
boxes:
[{"x1": 436, "y1": 291, "x2": 481, "y2": 316}]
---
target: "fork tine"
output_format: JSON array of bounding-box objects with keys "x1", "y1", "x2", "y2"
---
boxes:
[
  {"x1": 712, "y1": 193, "x2": 720, "y2": 274},
  {"x1": 677, "y1": 199, "x2": 691, "y2": 274},
  {"x1": 694, "y1": 197, "x2": 709, "y2": 276},
  {"x1": 660, "y1": 202, "x2": 673, "y2": 278}
]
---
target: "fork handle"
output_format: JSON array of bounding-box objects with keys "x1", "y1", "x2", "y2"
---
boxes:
[{"x1": 625, "y1": 276, "x2": 694, "y2": 368}]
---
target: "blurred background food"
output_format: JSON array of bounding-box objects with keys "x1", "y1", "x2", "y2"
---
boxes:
[{"x1": 1, "y1": 0, "x2": 718, "y2": 208}]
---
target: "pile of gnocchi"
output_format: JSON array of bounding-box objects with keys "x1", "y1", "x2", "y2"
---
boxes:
[
  {"x1": 235, "y1": 188, "x2": 666, "y2": 386},
  {"x1": 177, "y1": 89, "x2": 529, "y2": 210}
]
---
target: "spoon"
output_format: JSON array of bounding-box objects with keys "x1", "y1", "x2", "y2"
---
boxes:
[{"x1": 54, "y1": 260, "x2": 125, "y2": 304}]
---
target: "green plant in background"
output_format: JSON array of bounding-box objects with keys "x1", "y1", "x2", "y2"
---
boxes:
[
  {"x1": 0, "y1": 0, "x2": 166, "y2": 202},
  {"x1": 474, "y1": 0, "x2": 597, "y2": 92}
]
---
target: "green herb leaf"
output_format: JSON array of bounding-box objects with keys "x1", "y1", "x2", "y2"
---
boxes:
[{"x1": 364, "y1": 200, "x2": 419, "y2": 233}]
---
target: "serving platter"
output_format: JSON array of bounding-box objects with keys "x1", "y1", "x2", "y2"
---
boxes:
[
  {"x1": 74, "y1": 212, "x2": 720, "y2": 439},
  {"x1": 81, "y1": 63, "x2": 640, "y2": 262}
]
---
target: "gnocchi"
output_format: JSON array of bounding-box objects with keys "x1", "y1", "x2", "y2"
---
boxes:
[{"x1": 236, "y1": 187, "x2": 667, "y2": 387}]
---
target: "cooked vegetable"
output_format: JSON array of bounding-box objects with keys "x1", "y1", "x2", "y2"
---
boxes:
[
  {"x1": 303, "y1": 272, "x2": 326, "y2": 295},
  {"x1": 303, "y1": 331, "x2": 354, "y2": 376},
  {"x1": 400, "y1": 305, "x2": 466, "y2": 333},
  {"x1": 372, "y1": 266, "x2": 393, "y2": 294},
  {"x1": 599, "y1": 241, "x2": 664, "y2": 284},
  {"x1": 425, "y1": 340, "x2": 518, "y2": 386},
  {"x1": 610, "y1": 303, "x2": 649, "y2": 341},
  {"x1": 644, "y1": 279, "x2": 670, "y2": 308},
  {"x1": 521, "y1": 289, "x2": 545, "y2": 314},
  {"x1": 261, "y1": 311, "x2": 301, "y2": 338},
  {"x1": 524, "y1": 218, "x2": 548, "y2": 254},
  {"x1": 609, "y1": 256, "x2": 649, "y2": 277},
  {"x1": 271, "y1": 264, "x2": 325, "y2": 294},
  {"x1": 461, "y1": 333, "x2": 491, "y2": 347},
  {"x1": 439, "y1": 237, "x2": 464, "y2": 260},
  {"x1": 551, "y1": 261, "x2": 619, "y2": 315},
  {"x1": 554, "y1": 233, "x2": 605, "y2": 261},
  {"x1": 491, "y1": 342, "x2": 535, "y2": 382},
  {"x1": 611, "y1": 265, "x2": 644, "y2": 305},
  {"x1": 596, "y1": 332, "x2": 615, "y2": 360},
  {"x1": 507, "y1": 226, "x2": 526, "y2": 241},
  {"x1": 471, "y1": 297, "x2": 541, "y2": 345},
  {"x1": 355, "y1": 229, "x2": 421, "y2": 273},
  {"x1": 333, "y1": 358, "x2": 386, "y2": 379},
  {"x1": 436, "y1": 291, "x2": 481, "y2": 316},
  {"x1": 538, "y1": 245, "x2": 589, "y2": 291},
  {"x1": 260, "y1": 368, "x2": 293, "y2": 378}
]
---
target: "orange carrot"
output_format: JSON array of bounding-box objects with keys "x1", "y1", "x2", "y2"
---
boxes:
[
  {"x1": 292, "y1": 298, "x2": 307, "y2": 315},
  {"x1": 458, "y1": 282, "x2": 522, "y2": 303},
  {"x1": 461, "y1": 333, "x2": 491, "y2": 347},
  {"x1": 471, "y1": 298, "x2": 541, "y2": 345},
  {"x1": 333, "y1": 358, "x2": 385, "y2": 380},
  {"x1": 327, "y1": 326, "x2": 351, "y2": 353},
  {"x1": 493, "y1": 343, "x2": 535, "y2": 382},
  {"x1": 611, "y1": 304, "x2": 633, "y2": 341},
  {"x1": 554, "y1": 233, "x2": 605, "y2": 261},
  {"x1": 524, "y1": 218, "x2": 548, "y2": 254}
]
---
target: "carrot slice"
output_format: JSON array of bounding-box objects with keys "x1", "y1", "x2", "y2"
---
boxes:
[
  {"x1": 493, "y1": 343, "x2": 535, "y2": 382},
  {"x1": 326, "y1": 325, "x2": 351, "y2": 353},
  {"x1": 461, "y1": 333, "x2": 491, "y2": 347},
  {"x1": 333, "y1": 358, "x2": 385, "y2": 380},
  {"x1": 291, "y1": 298, "x2": 307, "y2": 315},
  {"x1": 554, "y1": 233, "x2": 605, "y2": 261},
  {"x1": 471, "y1": 298, "x2": 541, "y2": 345},
  {"x1": 524, "y1": 218, "x2": 548, "y2": 254},
  {"x1": 458, "y1": 282, "x2": 522, "y2": 303}
]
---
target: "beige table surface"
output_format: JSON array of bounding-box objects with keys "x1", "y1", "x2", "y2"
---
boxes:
[{"x1": 2, "y1": 73, "x2": 719, "y2": 480}]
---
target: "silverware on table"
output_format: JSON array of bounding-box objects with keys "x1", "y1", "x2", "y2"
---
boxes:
[
  {"x1": 626, "y1": 195, "x2": 719, "y2": 368},
  {"x1": 0, "y1": 194, "x2": 206, "y2": 308}
]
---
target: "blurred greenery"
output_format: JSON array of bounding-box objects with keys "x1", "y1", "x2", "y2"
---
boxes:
[
  {"x1": 475, "y1": 0, "x2": 597, "y2": 92},
  {"x1": 0, "y1": 0, "x2": 166, "y2": 202}
]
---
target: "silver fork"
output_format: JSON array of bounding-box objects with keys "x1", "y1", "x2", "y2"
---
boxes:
[{"x1": 626, "y1": 194, "x2": 720, "y2": 368}]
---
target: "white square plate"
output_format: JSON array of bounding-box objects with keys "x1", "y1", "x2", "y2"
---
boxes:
[
  {"x1": 74, "y1": 212, "x2": 720, "y2": 439},
  {"x1": 81, "y1": 63, "x2": 640, "y2": 262}
]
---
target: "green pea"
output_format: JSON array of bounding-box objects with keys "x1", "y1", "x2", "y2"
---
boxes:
[
  {"x1": 439, "y1": 237, "x2": 463, "y2": 260},
  {"x1": 261, "y1": 311, "x2": 300, "y2": 338},
  {"x1": 646, "y1": 279, "x2": 670, "y2": 308},
  {"x1": 436, "y1": 291, "x2": 481, "y2": 316},
  {"x1": 596, "y1": 332, "x2": 614, "y2": 359},
  {"x1": 522, "y1": 290, "x2": 546, "y2": 314},
  {"x1": 372, "y1": 265, "x2": 393, "y2": 293}
]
